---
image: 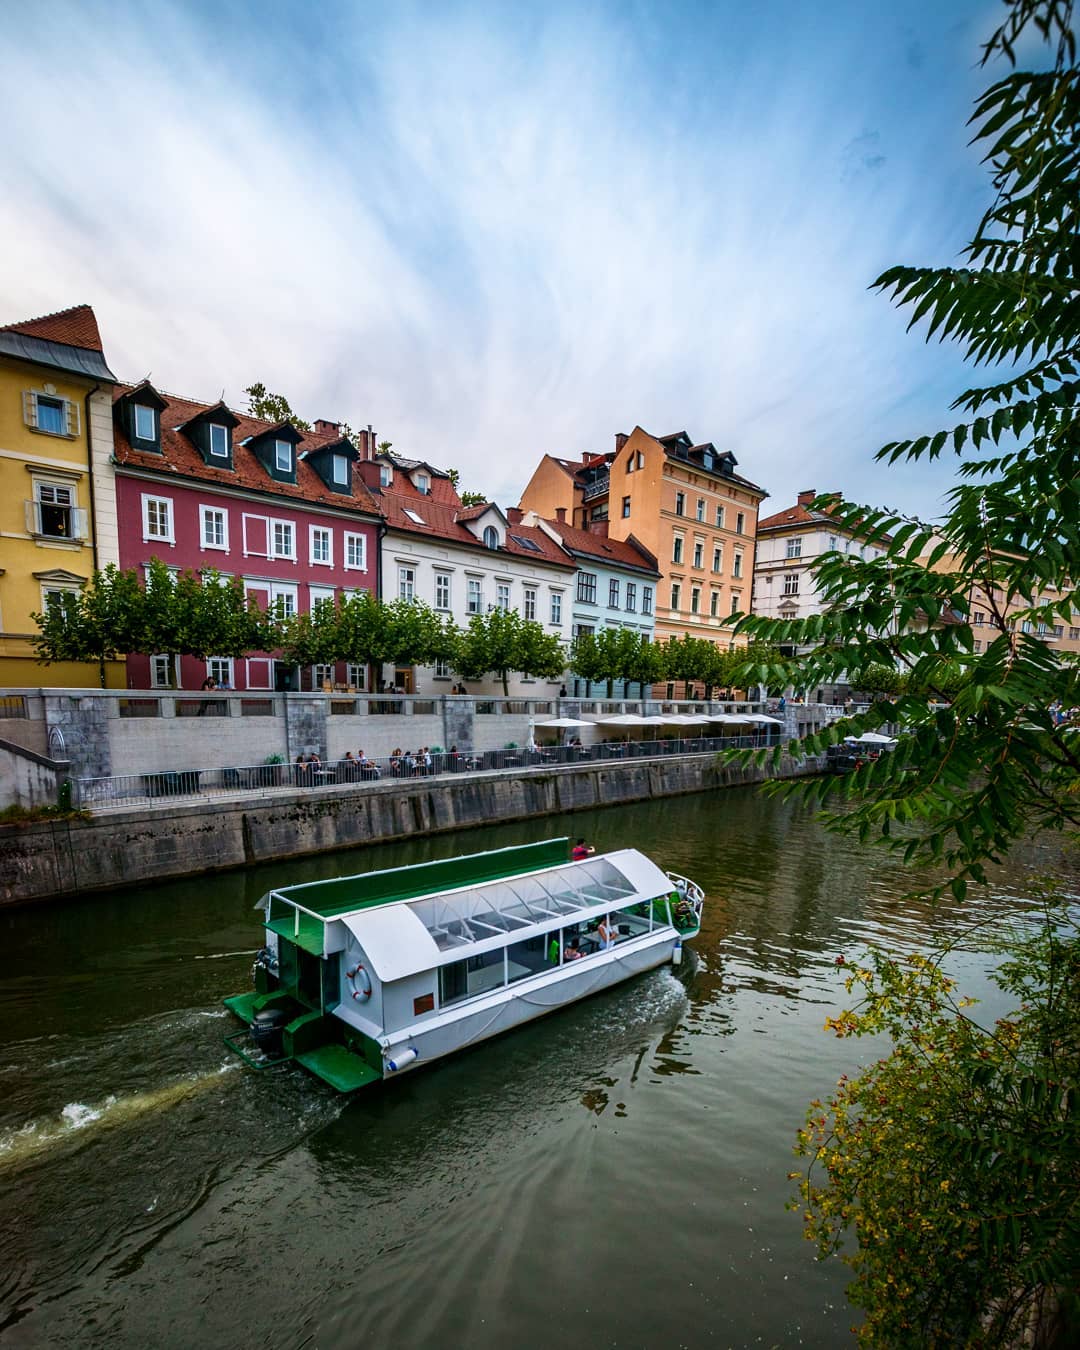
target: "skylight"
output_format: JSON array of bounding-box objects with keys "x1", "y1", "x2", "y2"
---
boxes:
[
  {"x1": 509, "y1": 533, "x2": 541, "y2": 553},
  {"x1": 403, "y1": 508, "x2": 426, "y2": 525}
]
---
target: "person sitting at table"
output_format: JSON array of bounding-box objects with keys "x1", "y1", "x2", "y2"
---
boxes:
[
  {"x1": 571, "y1": 838, "x2": 594, "y2": 861},
  {"x1": 403, "y1": 749, "x2": 417, "y2": 776},
  {"x1": 563, "y1": 938, "x2": 585, "y2": 961},
  {"x1": 357, "y1": 748, "x2": 380, "y2": 779},
  {"x1": 341, "y1": 750, "x2": 358, "y2": 781},
  {"x1": 389, "y1": 748, "x2": 403, "y2": 775}
]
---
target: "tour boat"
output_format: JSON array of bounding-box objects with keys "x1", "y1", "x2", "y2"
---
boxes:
[{"x1": 223, "y1": 837, "x2": 704, "y2": 1092}]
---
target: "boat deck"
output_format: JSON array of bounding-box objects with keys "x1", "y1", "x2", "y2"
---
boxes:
[{"x1": 295, "y1": 1045, "x2": 381, "y2": 1092}]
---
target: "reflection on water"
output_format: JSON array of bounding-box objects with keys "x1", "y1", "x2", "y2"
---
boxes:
[{"x1": 0, "y1": 786, "x2": 1074, "y2": 1348}]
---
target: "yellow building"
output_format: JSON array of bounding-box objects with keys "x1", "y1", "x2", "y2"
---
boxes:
[{"x1": 0, "y1": 305, "x2": 122, "y2": 688}]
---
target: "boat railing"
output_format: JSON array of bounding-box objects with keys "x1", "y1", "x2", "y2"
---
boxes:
[
  {"x1": 267, "y1": 891, "x2": 332, "y2": 952},
  {"x1": 665, "y1": 871, "x2": 705, "y2": 923}
]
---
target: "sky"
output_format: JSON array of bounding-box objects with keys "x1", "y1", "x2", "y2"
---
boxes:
[{"x1": 0, "y1": 0, "x2": 1008, "y2": 518}]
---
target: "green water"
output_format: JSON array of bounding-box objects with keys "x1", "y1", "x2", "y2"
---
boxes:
[{"x1": 0, "y1": 787, "x2": 1068, "y2": 1348}]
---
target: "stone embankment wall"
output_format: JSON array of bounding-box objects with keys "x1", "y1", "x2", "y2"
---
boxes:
[
  {"x1": 0, "y1": 752, "x2": 814, "y2": 907},
  {"x1": 0, "y1": 739, "x2": 70, "y2": 811}
]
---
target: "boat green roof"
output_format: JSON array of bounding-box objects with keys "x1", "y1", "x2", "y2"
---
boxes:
[{"x1": 261, "y1": 838, "x2": 572, "y2": 920}]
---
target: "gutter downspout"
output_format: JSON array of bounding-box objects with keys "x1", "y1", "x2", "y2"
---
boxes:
[{"x1": 83, "y1": 383, "x2": 101, "y2": 571}]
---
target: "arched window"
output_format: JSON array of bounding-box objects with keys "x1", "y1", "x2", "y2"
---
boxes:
[{"x1": 483, "y1": 525, "x2": 499, "y2": 550}]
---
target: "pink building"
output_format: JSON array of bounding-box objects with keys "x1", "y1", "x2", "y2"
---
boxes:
[{"x1": 113, "y1": 382, "x2": 382, "y2": 691}]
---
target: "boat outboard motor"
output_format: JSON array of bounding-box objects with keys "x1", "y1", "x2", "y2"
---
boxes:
[
  {"x1": 250, "y1": 1008, "x2": 288, "y2": 1058},
  {"x1": 253, "y1": 946, "x2": 279, "y2": 977}
]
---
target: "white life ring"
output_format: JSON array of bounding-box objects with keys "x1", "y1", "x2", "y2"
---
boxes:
[{"x1": 347, "y1": 963, "x2": 372, "y2": 1001}]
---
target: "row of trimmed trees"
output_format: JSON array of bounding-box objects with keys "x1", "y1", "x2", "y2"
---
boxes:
[{"x1": 33, "y1": 559, "x2": 771, "y2": 696}]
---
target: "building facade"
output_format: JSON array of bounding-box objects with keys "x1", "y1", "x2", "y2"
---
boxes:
[
  {"x1": 0, "y1": 305, "x2": 122, "y2": 687},
  {"x1": 112, "y1": 383, "x2": 382, "y2": 691},
  {"x1": 519, "y1": 426, "x2": 768, "y2": 649},
  {"x1": 367, "y1": 451, "x2": 574, "y2": 694}
]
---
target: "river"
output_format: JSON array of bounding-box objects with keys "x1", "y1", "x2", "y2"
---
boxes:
[{"x1": 0, "y1": 786, "x2": 1071, "y2": 1349}]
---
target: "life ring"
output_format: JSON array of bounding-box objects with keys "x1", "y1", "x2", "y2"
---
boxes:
[{"x1": 347, "y1": 963, "x2": 372, "y2": 1001}]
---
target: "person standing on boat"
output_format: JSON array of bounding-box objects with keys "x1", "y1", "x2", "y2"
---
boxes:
[
  {"x1": 598, "y1": 915, "x2": 616, "y2": 949},
  {"x1": 571, "y1": 838, "x2": 594, "y2": 861}
]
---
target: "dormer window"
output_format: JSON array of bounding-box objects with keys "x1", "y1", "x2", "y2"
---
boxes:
[
  {"x1": 415, "y1": 472, "x2": 430, "y2": 494},
  {"x1": 332, "y1": 453, "x2": 349, "y2": 485},
  {"x1": 275, "y1": 439, "x2": 292, "y2": 473},
  {"x1": 134, "y1": 405, "x2": 156, "y2": 440},
  {"x1": 483, "y1": 525, "x2": 499, "y2": 550},
  {"x1": 380, "y1": 464, "x2": 393, "y2": 488},
  {"x1": 209, "y1": 424, "x2": 229, "y2": 458}
]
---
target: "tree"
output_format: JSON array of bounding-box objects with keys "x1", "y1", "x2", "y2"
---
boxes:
[
  {"x1": 726, "y1": 1, "x2": 1080, "y2": 1337},
  {"x1": 569, "y1": 629, "x2": 605, "y2": 690},
  {"x1": 244, "y1": 383, "x2": 311, "y2": 432},
  {"x1": 31, "y1": 565, "x2": 144, "y2": 687},
  {"x1": 454, "y1": 607, "x2": 564, "y2": 695},
  {"x1": 614, "y1": 630, "x2": 665, "y2": 698}
]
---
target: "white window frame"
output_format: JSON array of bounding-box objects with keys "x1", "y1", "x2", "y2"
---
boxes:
[
  {"x1": 483, "y1": 525, "x2": 499, "y2": 550},
  {"x1": 380, "y1": 464, "x2": 393, "y2": 487},
  {"x1": 310, "y1": 524, "x2": 333, "y2": 567},
  {"x1": 786, "y1": 537, "x2": 802, "y2": 559},
  {"x1": 209, "y1": 423, "x2": 230, "y2": 458},
  {"x1": 332, "y1": 453, "x2": 350, "y2": 486},
  {"x1": 150, "y1": 653, "x2": 176, "y2": 688},
  {"x1": 313, "y1": 663, "x2": 334, "y2": 689},
  {"x1": 200, "y1": 504, "x2": 229, "y2": 551},
  {"x1": 625, "y1": 583, "x2": 636, "y2": 613},
  {"x1": 670, "y1": 582, "x2": 681, "y2": 611},
  {"x1": 783, "y1": 573, "x2": 799, "y2": 595},
  {"x1": 275, "y1": 439, "x2": 292, "y2": 473},
  {"x1": 467, "y1": 576, "x2": 483, "y2": 614},
  {"x1": 134, "y1": 404, "x2": 156, "y2": 440},
  {"x1": 714, "y1": 505, "x2": 725, "y2": 528},
  {"x1": 609, "y1": 579, "x2": 620, "y2": 609},
  {"x1": 549, "y1": 590, "x2": 563, "y2": 626},
  {"x1": 399, "y1": 565, "x2": 416, "y2": 601},
  {"x1": 24, "y1": 389, "x2": 78, "y2": 438},
  {"x1": 344, "y1": 532, "x2": 367, "y2": 571},
  {"x1": 733, "y1": 551, "x2": 743, "y2": 579},
  {"x1": 691, "y1": 586, "x2": 701, "y2": 615},
  {"x1": 207, "y1": 657, "x2": 234, "y2": 687},
  {"x1": 242, "y1": 514, "x2": 269, "y2": 557},
  {"x1": 642, "y1": 587, "x2": 653, "y2": 616},
  {"x1": 309, "y1": 584, "x2": 336, "y2": 611},
  {"x1": 271, "y1": 519, "x2": 296, "y2": 560},
  {"x1": 692, "y1": 540, "x2": 704, "y2": 569},
  {"x1": 523, "y1": 586, "x2": 537, "y2": 621},
  {"x1": 29, "y1": 479, "x2": 87, "y2": 540},
  {"x1": 346, "y1": 662, "x2": 367, "y2": 691},
  {"x1": 269, "y1": 581, "x2": 298, "y2": 617},
  {"x1": 435, "y1": 571, "x2": 452, "y2": 611},
  {"x1": 696, "y1": 498, "x2": 705, "y2": 522},
  {"x1": 414, "y1": 472, "x2": 430, "y2": 494},
  {"x1": 496, "y1": 581, "x2": 511, "y2": 611},
  {"x1": 142, "y1": 493, "x2": 175, "y2": 543},
  {"x1": 434, "y1": 657, "x2": 451, "y2": 679},
  {"x1": 672, "y1": 535, "x2": 684, "y2": 565}
]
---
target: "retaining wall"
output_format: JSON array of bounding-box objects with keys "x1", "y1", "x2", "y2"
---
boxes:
[{"x1": 0, "y1": 752, "x2": 814, "y2": 907}]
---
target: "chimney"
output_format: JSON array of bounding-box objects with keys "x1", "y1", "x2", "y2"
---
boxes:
[
  {"x1": 797, "y1": 489, "x2": 816, "y2": 506},
  {"x1": 507, "y1": 506, "x2": 523, "y2": 525},
  {"x1": 314, "y1": 419, "x2": 340, "y2": 437},
  {"x1": 356, "y1": 460, "x2": 382, "y2": 490},
  {"x1": 615, "y1": 432, "x2": 628, "y2": 452},
  {"x1": 555, "y1": 506, "x2": 567, "y2": 523}
]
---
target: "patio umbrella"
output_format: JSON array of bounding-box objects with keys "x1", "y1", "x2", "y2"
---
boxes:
[
  {"x1": 705, "y1": 713, "x2": 754, "y2": 723},
  {"x1": 744, "y1": 714, "x2": 784, "y2": 725},
  {"x1": 596, "y1": 713, "x2": 654, "y2": 726},
  {"x1": 535, "y1": 717, "x2": 593, "y2": 728},
  {"x1": 662, "y1": 713, "x2": 711, "y2": 725},
  {"x1": 850, "y1": 731, "x2": 897, "y2": 745}
]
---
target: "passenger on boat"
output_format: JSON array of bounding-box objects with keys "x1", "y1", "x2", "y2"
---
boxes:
[
  {"x1": 571, "y1": 838, "x2": 594, "y2": 860},
  {"x1": 598, "y1": 916, "x2": 616, "y2": 949},
  {"x1": 563, "y1": 940, "x2": 585, "y2": 961}
]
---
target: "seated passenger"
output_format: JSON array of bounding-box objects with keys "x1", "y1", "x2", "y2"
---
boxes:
[{"x1": 563, "y1": 940, "x2": 584, "y2": 961}]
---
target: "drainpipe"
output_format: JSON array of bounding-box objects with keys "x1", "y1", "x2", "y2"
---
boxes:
[{"x1": 83, "y1": 383, "x2": 101, "y2": 571}]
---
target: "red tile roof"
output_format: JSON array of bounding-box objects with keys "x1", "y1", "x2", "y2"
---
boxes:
[
  {"x1": 1, "y1": 304, "x2": 104, "y2": 352},
  {"x1": 112, "y1": 384, "x2": 381, "y2": 516},
  {"x1": 758, "y1": 494, "x2": 891, "y2": 543},
  {"x1": 539, "y1": 517, "x2": 660, "y2": 575},
  {"x1": 379, "y1": 489, "x2": 574, "y2": 568}
]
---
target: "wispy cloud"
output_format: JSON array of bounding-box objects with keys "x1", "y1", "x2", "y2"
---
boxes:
[{"x1": 0, "y1": 0, "x2": 999, "y2": 516}]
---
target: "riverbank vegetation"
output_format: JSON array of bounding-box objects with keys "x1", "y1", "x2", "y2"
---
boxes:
[{"x1": 728, "y1": 1, "x2": 1080, "y2": 1342}]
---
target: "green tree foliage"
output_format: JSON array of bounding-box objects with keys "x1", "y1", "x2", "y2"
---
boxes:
[
  {"x1": 453, "y1": 607, "x2": 564, "y2": 695},
  {"x1": 244, "y1": 383, "x2": 312, "y2": 432},
  {"x1": 725, "y1": 2, "x2": 1080, "y2": 1338},
  {"x1": 31, "y1": 565, "x2": 144, "y2": 687},
  {"x1": 850, "y1": 662, "x2": 905, "y2": 699}
]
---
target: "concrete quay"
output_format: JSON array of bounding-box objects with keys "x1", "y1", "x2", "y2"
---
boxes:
[{"x1": 0, "y1": 750, "x2": 816, "y2": 907}]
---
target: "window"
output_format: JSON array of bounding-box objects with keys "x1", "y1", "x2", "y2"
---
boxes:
[
  {"x1": 672, "y1": 535, "x2": 684, "y2": 565},
  {"x1": 344, "y1": 532, "x2": 367, "y2": 571},
  {"x1": 736, "y1": 512, "x2": 745, "y2": 535},
  {"x1": 1053, "y1": 624, "x2": 1064, "y2": 638},
  {"x1": 1071, "y1": 627, "x2": 1080, "y2": 641},
  {"x1": 783, "y1": 573, "x2": 799, "y2": 595},
  {"x1": 696, "y1": 498, "x2": 705, "y2": 522},
  {"x1": 674, "y1": 491, "x2": 685, "y2": 517},
  {"x1": 786, "y1": 537, "x2": 802, "y2": 558},
  {"x1": 310, "y1": 526, "x2": 332, "y2": 566},
  {"x1": 403, "y1": 508, "x2": 426, "y2": 526},
  {"x1": 973, "y1": 610, "x2": 985, "y2": 625},
  {"x1": 207, "y1": 657, "x2": 233, "y2": 687},
  {"x1": 271, "y1": 520, "x2": 295, "y2": 559},
  {"x1": 712, "y1": 544, "x2": 722, "y2": 573},
  {"x1": 670, "y1": 582, "x2": 681, "y2": 611},
  {"x1": 730, "y1": 593, "x2": 741, "y2": 615},
  {"x1": 332, "y1": 453, "x2": 350, "y2": 486},
  {"x1": 200, "y1": 505, "x2": 228, "y2": 550},
  {"x1": 714, "y1": 505, "x2": 725, "y2": 528},
  {"x1": 309, "y1": 585, "x2": 335, "y2": 611},
  {"x1": 828, "y1": 534, "x2": 838, "y2": 553},
  {"x1": 275, "y1": 439, "x2": 292, "y2": 472},
  {"x1": 691, "y1": 586, "x2": 701, "y2": 614},
  {"x1": 209, "y1": 424, "x2": 229, "y2": 458},
  {"x1": 642, "y1": 586, "x2": 653, "y2": 616},
  {"x1": 625, "y1": 583, "x2": 636, "y2": 612},
  {"x1": 415, "y1": 472, "x2": 430, "y2": 494},
  {"x1": 496, "y1": 582, "x2": 511, "y2": 611},
  {"x1": 379, "y1": 463, "x2": 393, "y2": 487},
  {"x1": 134, "y1": 404, "x2": 156, "y2": 440},
  {"x1": 142, "y1": 494, "x2": 174, "y2": 542},
  {"x1": 710, "y1": 590, "x2": 719, "y2": 618},
  {"x1": 150, "y1": 654, "x2": 174, "y2": 688},
  {"x1": 434, "y1": 657, "x2": 451, "y2": 679},
  {"x1": 577, "y1": 572, "x2": 597, "y2": 604},
  {"x1": 483, "y1": 525, "x2": 499, "y2": 550},
  {"x1": 523, "y1": 586, "x2": 537, "y2": 621},
  {"x1": 550, "y1": 591, "x2": 562, "y2": 625},
  {"x1": 313, "y1": 663, "x2": 333, "y2": 689},
  {"x1": 25, "y1": 390, "x2": 77, "y2": 437},
  {"x1": 30, "y1": 482, "x2": 84, "y2": 539},
  {"x1": 270, "y1": 581, "x2": 297, "y2": 617},
  {"x1": 435, "y1": 572, "x2": 452, "y2": 610},
  {"x1": 733, "y1": 551, "x2": 743, "y2": 579},
  {"x1": 467, "y1": 577, "x2": 483, "y2": 614},
  {"x1": 692, "y1": 540, "x2": 703, "y2": 569},
  {"x1": 399, "y1": 566, "x2": 416, "y2": 601},
  {"x1": 346, "y1": 663, "x2": 367, "y2": 691},
  {"x1": 609, "y1": 579, "x2": 620, "y2": 608},
  {"x1": 621, "y1": 495, "x2": 631, "y2": 518},
  {"x1": 973, "y1": 639, "x2": 983, "y2": 653}
]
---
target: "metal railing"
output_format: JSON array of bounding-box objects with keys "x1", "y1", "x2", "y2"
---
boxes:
[{"x1": 72, "y1": 733, "x2": 783, "y2": 811}]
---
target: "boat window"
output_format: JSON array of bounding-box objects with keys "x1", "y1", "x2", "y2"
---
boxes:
[
  {"x1": 507, "y1": 934, "x2": 554, "y2": 983},
  {"x1": 612, "y1": 902, "x2": 653, "y2": 944},
  {"x1": 440, "y1": 950, "x2": 506, "y2": 1006}
]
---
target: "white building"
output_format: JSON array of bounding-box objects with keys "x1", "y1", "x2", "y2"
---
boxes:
[{"x1": 364, "y1": 451, "x2": 575, "y2": 695}]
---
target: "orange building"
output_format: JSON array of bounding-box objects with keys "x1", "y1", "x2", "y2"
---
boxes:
[{"x1": 519, "y1": 426, "x2": 768, "y2": 646}]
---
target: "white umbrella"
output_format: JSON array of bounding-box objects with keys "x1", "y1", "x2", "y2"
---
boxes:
[
  {"x1": 536, "y1": 717, "x2": 593, "y2": 728},
  {"x1": 597, "y1": 713, "x2": 653, "y2": 726},
  {"x1": 705, "y1": 713, "x2": 754, "y2": 723},
  {"x1": 744, "y1": 714, "x2": 784, "y2": 725},
  {"x1": 663, "y1": 713, "x2": 711, "y2": 725},
  {"x1": 850, "y1": 731, "x2": 897, "y2": 745}
]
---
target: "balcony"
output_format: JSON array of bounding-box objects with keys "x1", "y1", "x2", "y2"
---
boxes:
[{"x1": 581, "y1": 474, "x2": 609, "y2": 502}]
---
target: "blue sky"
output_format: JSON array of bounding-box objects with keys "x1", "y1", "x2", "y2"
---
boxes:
[{"x1": 0, "y1": 0, "x2": 1005, "y2": 516}]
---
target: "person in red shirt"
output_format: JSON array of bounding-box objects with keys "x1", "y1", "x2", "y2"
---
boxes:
[{"x1": 571, "y1": 838, "x2": 594, "y2": 861}]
